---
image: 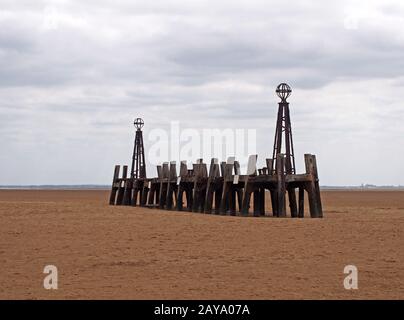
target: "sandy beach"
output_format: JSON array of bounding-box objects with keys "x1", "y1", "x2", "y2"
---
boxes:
[{"x1": 0, "y1": 189, "x2": 403, "y2": 299}]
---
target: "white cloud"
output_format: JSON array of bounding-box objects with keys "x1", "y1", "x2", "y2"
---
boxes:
[{"x1": 0, "y1": 0, "x2": 403, "y2": 185}]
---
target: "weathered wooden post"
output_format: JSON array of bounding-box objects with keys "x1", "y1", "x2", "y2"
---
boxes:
[
  {"x1": 122, "y1": 179, "x2": 132, "y2": 205},
  {"x1": 176, "y1": 161, "x2": 188, "y2": 211},
  {"x1": 140, "y1": 180, "x2": 149, "y2": 206},
  {"x1": 166, "y1": 161, "x2": 177, "y2": 210},
  {"x1": 305, "y1": 154, "x2": 323, "y2": 218},
  {"x1": 192, "y1": 159, "x2": 208, "y2": 213},
  {"x1": 204, "y1": 158, "x2": 221, "y2": 214},
  {"x1": 275, "y1": 154, "x2": 286, "y2": 217},
  {"x1": 265, "y1": 158, "x2": 277, "y2": 216},
  {"x1": 159, "y1": 162, "x2": 169, "y2": 209},
  {"x1": 259, "y1": 187, "x2": 265, "y2": 216},
  {"x1": 220, "y1": 157, "x2": 235, "y2": 215},
  {"x1": 234, "y1": 161, "x2": 244, "y2": 213},
  {"x1": 132, "y1": 180, "x2": 140, "y2": 206},
  {"x1": 146, "y1": 165, "x2": 162, "y2": 207},
  {"x1": 241, "y1": 155, "x2": 258, "y2": 216},
  {"x1": 115, "y1": 165, "x2": 128, "y2": 206},
  {"x1": 109, "y1": 165, "x2": 120, "y2": 205},
  {"x1": 298, "y1": 187, "x2": 305, "y2": 218},
  {"x1": 289, "y1": 189, "x2": 298, "y2": 218}
]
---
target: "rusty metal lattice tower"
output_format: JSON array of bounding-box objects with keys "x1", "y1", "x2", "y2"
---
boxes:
[
  {"x1": 131, "y1": 118, "x2": 146, "y2": 179},
  {"x1": 271, "y1": 83, "x2": 296, "y2": 175}
]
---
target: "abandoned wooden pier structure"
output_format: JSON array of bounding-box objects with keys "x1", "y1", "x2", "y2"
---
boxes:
[{"x1": 109, "y1": 84, "x2": 323, "y2": 218}]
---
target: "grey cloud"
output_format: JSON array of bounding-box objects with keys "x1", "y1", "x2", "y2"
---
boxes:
[{"x1": 0, "y1": 0, "x2": 404, "y2": 185}]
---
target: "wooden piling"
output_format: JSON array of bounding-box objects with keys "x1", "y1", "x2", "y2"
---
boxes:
[
  {"x1": 166, "y1": 162, "x2": 177, "y2": 210},
  {"x1": 259, "y1": 188, "x2": 265, "y2": 216},
  {"x1": 109, "y1": 165, "x2": 120, "y2": 205},
  {"x1": 122, "y1": 179, "x2": 132, "y2": 205},
  {"x1": 116, "y1": 165, "x2": 128, "y2": 205},
  {"x1": 204, "y1": 158, "x2": 220, "y2": 214},
  {"x1": 159, "y1": 162, "x2": 169, "y2": 209},
  {"x1": 304, "y1": 154, "x2": 323, "y2": 218},
  {"x1": 276, "y1": 154, "x2": 286, "y2": 217},
  {"x1": 298, "y1": 187, "x2": 304, "y2": 218},
  {"x1": 288, "y1": 188, "x2": 298, "y2": 218}
]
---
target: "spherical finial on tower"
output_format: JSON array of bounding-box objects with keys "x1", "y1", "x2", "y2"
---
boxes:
[
  {"x1": 276, "y1": 83, "x2": 292, "y2": 102},
  {"x1": 134, "y1": 117, "x2": 144, "y2": 130}
]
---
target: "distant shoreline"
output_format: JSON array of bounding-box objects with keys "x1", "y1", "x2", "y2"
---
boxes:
[
  {"x1": 0, "y1": 185, "x2": 404, "y2": 191},
  {"x1": 0, "y1": 185, "x2": 111, "y2": 190}
]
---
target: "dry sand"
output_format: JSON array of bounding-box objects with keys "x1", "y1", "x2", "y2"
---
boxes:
[{"x1": 0, "y1": 189, "x2": 403, "y2": 299}]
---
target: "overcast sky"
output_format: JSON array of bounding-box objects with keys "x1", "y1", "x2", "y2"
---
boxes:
[{"x1": 1, "y1": 0, "x2": 404, "y2": 186}]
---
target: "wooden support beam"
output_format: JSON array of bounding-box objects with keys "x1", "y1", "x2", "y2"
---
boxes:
[
  {"x1": 236, "y1": 188, "x2": 243, "y2": 213},
  {"x1": 147, "y1": 181, "x2": 155, "y2": 206},
  {"x1": 304, "y1": 154, "x2": 323, "y2": 218},
  {"x1": 177, "y1": 184, "x2": 185, "y2": 211},
  {"x1": 116, "y1": 165, "x2": 128, "y2": 205},
  {"x1": 214, "y1": 188, "x2": 222, "y2": 214},
  {"x1": 158, "y1": 162, "x2": 169, "y2": 209},
  {"x1": 192, "y1": 161, "x2": 208, "y2": 213},
  {"x1": 220, "y1": 161, "x2": 226, "y2": 177},
  {"x1": 219, "y1": 157, "x2": 235, "y2": 214},
  {"x1": 122, "y1": 179, "x2": 132, "y2": 205},
  {"x1": 166, "y1": 161, "x2": 177, "y2": 210},
  {"x1": 204, "y1": 158, "x2": 219, "y2": 214},
  {"x1": 288, "y1": 188, "x2": 298, "y2": 218},
  {"x1": 186, "y1": 188, "x2": 193, "y2": 211},
  {"x1": 176, "y1": 161, "x2": 187, "y2": 211},
  {"x1": 276, "y1": 154, "x2": 286, "y2": 217},
  {"x1": 259, "y1": 188, "x2": 265, "y2": 216},
  {"x1": 241, "y1": 155, "x2": 258, "y2": 216},
  {"x1": 132, "y1": 179, "x2": 140, "y2": 206},
  {"x1": 109, "y1": 165, "x2": 120, "y2": 205},
  {"x1": 298, "y1": 187, "x2": 305, "y2": 218},
  {"x1": 241, "y1": 184, "x2": 252, "y2": 216},
  {"x1": 140, "y1": 181, "x2": 149, "y2": 206}
]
